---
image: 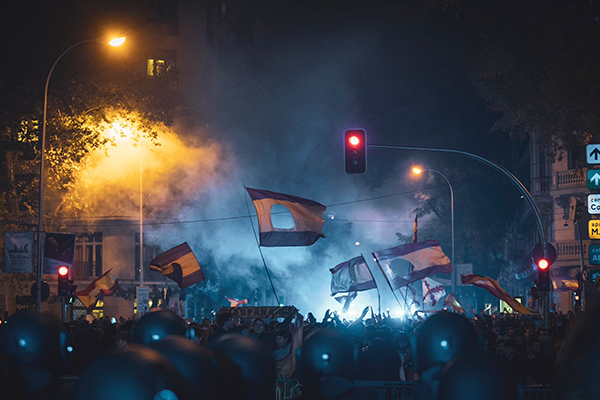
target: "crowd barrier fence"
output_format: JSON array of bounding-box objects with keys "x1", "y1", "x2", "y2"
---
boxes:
[{"x1": 275, "y1": 380, "x2": 557, "y2": 400}]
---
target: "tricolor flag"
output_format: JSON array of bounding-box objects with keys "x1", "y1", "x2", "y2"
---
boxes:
[
  {"x1": 372, "y1": 240, "x2": 452, "y2": 289},
  {"x1": 227, "y1": 297, "x2": 248, "y2": 307},
  {"x1": 423, "y1": 277, "x2": 446, "y2": 306},
  {"x1": 330, "y1": 255, "x2": 376, "y2": 312},
  {"x1": 149, "y1": 243, "x2": 204, "y2": 289},
  {"x1": 76, "y1": 269, "x2": 120, "y2": 309},
  {"x1": 246, "y1": 188, "x2": 326, "y2": 247},
  {"x1": 443, "y1": 292, "x2": 465, "y2": 314},
  {"x1": 461, "y1": 274, "x2": 534, "y2": 314},
  {"x1": 552, "y1": 277, "x2": 579, "y2": 292}
]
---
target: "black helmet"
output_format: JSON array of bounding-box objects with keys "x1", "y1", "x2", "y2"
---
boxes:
[
  {"x1": 0, "y1": 311, "x2": 69, "y2": 397},
  {"x1": 209, "y1": 334, "x2": 275, "y2": 400},
  {"x1": 71, "y1": 344, "x2": 192, "y2": 400},
  {"x1": 413, "y1": 312, "x2": 478, "y2": 376},
  {"x1": 131, "y1": 309, "x2": 191, "y2": 345},
  {"x1": 151, "y1": 336, "x2": 217, "y2": 400},
  {"x1": 438, "y1": 351, "x2": 516, "y2": 400}
]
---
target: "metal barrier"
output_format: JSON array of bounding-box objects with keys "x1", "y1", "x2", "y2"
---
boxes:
[{"x1": 275, "y1": 380, "x2": 556, "y2": 400}]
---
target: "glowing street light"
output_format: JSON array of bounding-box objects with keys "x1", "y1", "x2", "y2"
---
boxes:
[
  {"x1": 412, "y1": 166, "x2": 456, "y2": 294},
  {"x1": 36, "y1": 36, "x2": 126, "y2": 311}
]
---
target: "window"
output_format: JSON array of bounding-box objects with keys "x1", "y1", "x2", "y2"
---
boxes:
[{"x1": 74, "y1": 233, "x2": 103, "y2": 279}]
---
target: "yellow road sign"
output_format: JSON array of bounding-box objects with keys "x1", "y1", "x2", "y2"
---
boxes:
[{"x1": 590, "y1": 220, "x2": 600, "y2": 239}]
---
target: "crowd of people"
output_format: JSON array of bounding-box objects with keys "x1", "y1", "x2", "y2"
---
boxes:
[{"x1": 0, "y1": 303, "x2": 598, "y2": 400}]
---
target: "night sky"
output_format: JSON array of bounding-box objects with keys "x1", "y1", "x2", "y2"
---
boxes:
[{"x1": 6, "y1": 0, "x2": 593, "y2": 316}]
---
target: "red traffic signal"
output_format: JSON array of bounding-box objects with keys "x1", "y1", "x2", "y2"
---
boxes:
[
  {"x1": 344, "y1": 129, "x2": 367, "y2": 174},
  {"x1": 532, "y1": 243, "x2": 555, "y2": 292},
  {"x1": 58, "y1": 266, "x2": 70, "y2": 296},
  {"x1": 537, "y1": 259, "x2": 549, "y2": 270}
]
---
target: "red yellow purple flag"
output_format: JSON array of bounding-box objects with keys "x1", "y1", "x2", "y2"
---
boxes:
[{"x1": 461, "y1": 274, "x2": 534, "y2": 314}]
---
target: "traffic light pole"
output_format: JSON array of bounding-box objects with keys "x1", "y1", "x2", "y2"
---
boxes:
[
  {"x1": 576, "y1": 219, "x2": 586, "y2": 312},
  {"x1": 369, "y1": 144, "x2": 549, "y2": 323}
]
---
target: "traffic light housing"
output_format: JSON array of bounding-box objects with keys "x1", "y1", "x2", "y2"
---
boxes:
[
  {"x1": 58, "y1": 266, "x2": 70, "y2": 296},
  {"x1": 569, "y1": 196, "x2": 584, "y2": 222},
  {"x1": 532, "y1": 243, "x2": 556, "y2": 292},
  {"x1": 344, "y1": 129, "x2": 367, "y2": 174}
]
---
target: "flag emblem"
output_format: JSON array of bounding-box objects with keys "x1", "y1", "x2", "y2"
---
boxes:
[{"x1": 150, "y1": 243, "x2": 205, "y2": 289}]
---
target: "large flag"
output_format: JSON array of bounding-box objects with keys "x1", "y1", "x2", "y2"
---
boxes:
[
  {"x1": 76, "y1": 269, "x2": 120, "y2": 309},
  {"x1": 372, "y1": 240, "x2": 452, "y2": 289},
  {"x1": 423, "y1": 277, "x2": 446, "y2": 306},
  {"x1": 149, "y1": 243, "x2": 204, "y2": 289},
  {"x1": 461, "y1": 274, "x2": 534, "y2": 314},
  {"x1": 443, "y1": 292, "x2": 466, "y2": 314},
  {"x1": 246, "y1": 187, "x2": 326, "y2": 247},
  {"x1": 330, "y1": 255, "x2": 376, "y2": 312}
]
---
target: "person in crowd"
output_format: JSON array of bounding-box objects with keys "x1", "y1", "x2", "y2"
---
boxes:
[
  {"x1": 113, "y1": 331, "x2": 130, "y2": 351},
  {"x1": 209, "y1": 311, "x2": 235, "y2": 343}
]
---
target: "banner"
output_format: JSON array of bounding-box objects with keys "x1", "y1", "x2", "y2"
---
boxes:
[
  {"x1": 43, "y1": 232, "x2": 76, "y2": 274},
  {"x1": 216, "y1": 306, "x2": 297, "y2": 320},
  {"x1": 3, "y1": 231, "x2": 35, "y2": 273}
]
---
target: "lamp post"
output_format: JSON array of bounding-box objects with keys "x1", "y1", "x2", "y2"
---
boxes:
[
  {"x1": 412, "y1": 167, "x2": 456, "y2": 294},
  {"x1": 37, "y1": 37, "x2": 126, "y2": 311}
]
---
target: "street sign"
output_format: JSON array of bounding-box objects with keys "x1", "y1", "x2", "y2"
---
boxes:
[
  {"x1": 590, "y1": 245, "x2": 600, "y2": 265},
  {"x1": 589, "y1": 268, "x2": 600, "y2": 282},
  {"x1": 587, "y1": 144, "x2": 600, "y2": 164},
  {"x1": 589, "y1": 194, "x2": 600, "y2": 214},
  {"x1": 590, "y1": 221, "x2": 600, "y2": 239},
  {"x1": 589, "y1": 170, "x2": 600, "y2": 189},
  {"x1": 136, "y1": 287, "x2": 149, "y2": 314}
]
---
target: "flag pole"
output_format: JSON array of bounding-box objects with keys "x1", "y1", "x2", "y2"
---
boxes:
[
  {"x1": 372, "y1": 253, "x2": 405, "y2": 308},
  {"x1": 362, "y1": 253, "x2": 381, "y2": 315},
  {"x1": 243, "y1": 186, "x2": 281, "y2": 305}
]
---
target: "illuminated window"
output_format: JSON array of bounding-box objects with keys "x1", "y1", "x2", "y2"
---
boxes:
[
  {"x1": 75, "y1": 233, "x2": 103, "y2": 279},
  {"x1": 147, "y1": 58, "x2": 168, "y2": 76}
]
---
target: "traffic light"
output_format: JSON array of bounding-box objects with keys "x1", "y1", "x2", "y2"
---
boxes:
[
  {"x1": 344, "y1": 129, "x2": 367, "y2": 174},
  {"x1": 58, "y1": 266, "x2": 70, "y2": 296},
  {"x1": 532, "y1": 243, "x2": 556, "y2": 292},
  {"x1": 569, "y1": 196, "x2": 584, "y2": 222}
]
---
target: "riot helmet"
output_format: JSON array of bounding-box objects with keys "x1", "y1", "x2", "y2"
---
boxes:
[{"x1": 131, "y1": 309, "x2": 191, "y2": 345}]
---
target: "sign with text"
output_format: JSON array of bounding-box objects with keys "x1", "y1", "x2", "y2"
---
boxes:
[
  {"x1": 216, "y1": 306, "x2": 297, "y2": 320},
  {"x1": 587, "y1": 144, "x2": 600, "y2": 164},
  {"x1": 590, "y1": 244, "x2": 600, "y2": 265},
  {"x1": 43, "y1": 232, "x2": 76, "y2": 274},
  {"x1": 589, "y1": 194, "x2": 600, "y2": 214},
  {"x1": 590, "y1": 221, "x2": 600, "y2": 239},
  {"x1": 3, "y1": 232, "x2": 35, "y2": 273},
  {"x1": 136, "y1": 286, "x2": 150, "y2": 314},
  {"x1": 589, "y1": 170, "x2": 600, "y2": 189}
]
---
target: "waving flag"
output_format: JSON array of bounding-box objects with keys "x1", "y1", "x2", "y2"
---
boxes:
[
  {"x1": 373, "y1": 240, "x2": 452, "y2": 289},
  {"x1": 246, "y1": 188, "x2": 326, "y2": 247},
  {"x1": 76, "y1": 269, "x2": 120, "y2": 309},
  {"x1": 443, "y1": 292, "x2": 465, "y2": 314},
  {"x1": 227, "y1": 297, "x2": 248, "y2": 307},
  {"x1": 552, "y1": 277, "x2": 579, "y2": 292},
  {"x1": 423, "y1": 277, "x2": 446, "y2": 306},
  {"x1": 150, "y1": 243, "x2": 204, "y2": 289},
  {"x1": 461, "y1": 274, "x2": 534, "y2": 314},
  {"x1": 330, "y1": 255, "x2": 376, "y2": 312}
]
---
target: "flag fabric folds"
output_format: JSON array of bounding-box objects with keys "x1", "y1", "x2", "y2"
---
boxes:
[
  {"x1": 461, "y1": 274, "x2": 534, "y2": 314},
  {"x1": 422, "y1": 277, "x2": 446, "y2": 306},
  {"x1": 552, "y1": 278, "x2": 579, "y2": 292},
  {"x1": 76, "y1": 269, "x2": 120, "y2": 309},
  {"x1": 443, "y1": 292, "x2": 466, "y2": 314},
  {"x1": 372, "y1": 240, "x2": 452, "y2": 289},
  {"x1": 246, "y1": 187, "x2": 326, "y2": 247},
  {"x1": 149, "y1": 243, "x2": 205, "y2": 289},
  {"x1": 330, "y1": 255, "x2": 377, "y2": 295},
  {"x1": 330, "y1": 255, "x2": 376, "y2": 312},
  {"x1": 227, "y1": 297, "x2": 248, "y2": 307}
]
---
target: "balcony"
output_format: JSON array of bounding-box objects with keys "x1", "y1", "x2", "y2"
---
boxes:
[
  {"x1": 555, "y1": 168, "x2": 586, "y2": 190},
  {"x1": 532, "y1": 177, "x2": 551, "y2": 195},
  {"x1": 555, "y1": 241, "x2": 590, "y2": 261}
]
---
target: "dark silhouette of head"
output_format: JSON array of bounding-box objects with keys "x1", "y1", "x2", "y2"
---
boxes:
[
  {"x1": 131, "y1": 309, "x2": 190, "y2": 345},
  {"x1": 151, "y1": 336, "x2": 217, "y2": 400},
  {"x1": 300, "y1": 329, "x2": 355, "y2": 398},
  {"x1": 72, "y1": 344, "x2": 191, "y2": 400},
  {"x1": 413, "y1": 312, "x2": 479, "y2": 378},
  {"x1": 0, "y1": 311, "x2": 69, "y2": 399},
  {"x1": 209, "y1": 334, "x2": 275, "y2": 400}
]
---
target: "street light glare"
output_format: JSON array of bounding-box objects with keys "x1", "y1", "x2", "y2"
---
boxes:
[
  {"x1": 109, "y1": 37, "x2": 126, "y2": 47},
  {"x1": 412, "y1": 167, "x2": 422, "y2": 174}
]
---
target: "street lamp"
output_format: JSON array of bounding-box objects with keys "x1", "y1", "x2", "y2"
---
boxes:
[
  {"x1": 412, "y1": 167, "x2": 456, "y2": 294},
  {"x1": 36, "y1": 36, "x2": 126, "y2": 311}
]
